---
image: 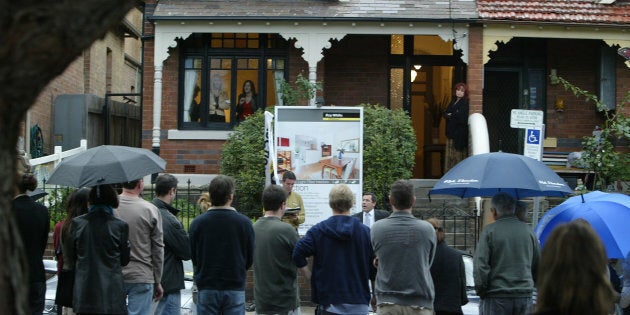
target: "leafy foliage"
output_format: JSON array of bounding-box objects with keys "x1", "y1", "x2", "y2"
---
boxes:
[
  {"x1": 44, "y1": 187, "x2": 75, "y2": 228},
  {"x1": 362, "y1": 104, "x2": 417, "y2": 210},
  {"x1": 557, "y1": 77, "x2": 630, "y2": 188},
  {"x1": 220, "y1": 111, "x2": 267, "y2": 218},
  {"x1": 277, "y1": 73, "x2": 322, "y2": 106}
]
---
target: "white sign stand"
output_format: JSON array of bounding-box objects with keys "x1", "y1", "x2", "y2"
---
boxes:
[{"x1": 510, "y1": 109, "x2": 545, "y2": 228}]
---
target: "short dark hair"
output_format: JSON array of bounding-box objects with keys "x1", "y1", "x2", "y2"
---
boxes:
[
  {"x1": 389, "y1": 180, "x2": 414, "y2": 210},
  {"x1": 363, "y1": 192, "x2": 377, "y2": 203},
  {"x1": 282, "y1": 171, "x2": 296, "y2": 181},
  {"x1": 155, "y1": 174, "x2": 178, "y2": 197},
  {"x1": 122, "y1": 179, "x2": 141, "y2": 190},
  {"x1": 491, "y1": 192, "x2": 515, "y2": 217},
  {"x1": 262, "y1": 185, "x2": 287, "y2": 212},
  {"x1": 89, "y1": 184, "x2": 119, "y2": 208},
  {"x1": 208, "y1": 175, "x2": 235, "y2": 206},
  {"x1": 17, "y1": 172, "x2": 38, "y2": 193}
]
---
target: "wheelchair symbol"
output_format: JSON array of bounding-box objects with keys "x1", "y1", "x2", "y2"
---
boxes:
[{"x1": 527, "y1": 129, "x2": 540, "y2": 144}]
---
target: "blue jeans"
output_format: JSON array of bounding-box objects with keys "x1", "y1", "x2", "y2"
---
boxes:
[
  {"x1": 155, "y1": 292, "x2": 181, "y2": 315},
  {"x1": 197, "y1": 289, "x2": 245, "y2": 315},
  {"x1": 124, "y1": 283, "x2": 154, "y2": 315}
]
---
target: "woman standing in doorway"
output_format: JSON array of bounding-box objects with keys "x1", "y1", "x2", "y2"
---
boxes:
[
  {"x1": 236, "y1": 80, "x2": 258, "y2": 122},
  {"x1": 444, "y1": 82, "x2": 469, "y2": 172}
]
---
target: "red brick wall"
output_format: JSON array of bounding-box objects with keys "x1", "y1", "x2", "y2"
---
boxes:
[
  {"x1": 467, "y1": 24, "x2": 484, "y2": 114},
  {"x1": 27, "y1": 57, "x2": 85, "y2": 154},
  {"x1": 545, "y1": 39, "x2": 608, "y2": 151},
  {"x1": 323, "y1": 35, "x2": 389, "y2": 106}
]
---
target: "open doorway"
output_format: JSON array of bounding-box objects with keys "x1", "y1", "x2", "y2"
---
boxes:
[
  {"x1": 410, "y1": 65, "x2": 455, "y2": 179},
  {"x1": 483, "y1": 69, "x2": 522, "y2": 153},
  {"x1": 388, "y1": 35, "x2": 466, "y2": 179}
]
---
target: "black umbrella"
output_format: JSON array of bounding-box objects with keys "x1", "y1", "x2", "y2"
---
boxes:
[
  {"x1": 47, "y1": 145, "x2": 166, "y2": 187},
  {"x1": 27, "y1": 188, "x2": 48, "y2": 201}
]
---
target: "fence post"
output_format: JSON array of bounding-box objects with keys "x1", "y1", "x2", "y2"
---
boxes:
[{"x1": 53, "y1": 146, "x2": 62, "y2": 168}]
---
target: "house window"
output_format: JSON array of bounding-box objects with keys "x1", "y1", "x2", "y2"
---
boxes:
[{"x1": 179, "y1": 33, "x2": 288, "y2": 130}]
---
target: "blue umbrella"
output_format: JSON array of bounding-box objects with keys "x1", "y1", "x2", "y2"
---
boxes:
[
  {"x1": 535, "y1": 191, "x2": 630, "y2": 258},
  {"x1": 429, "y1": 152, "x2": 573, "y2": 198}
]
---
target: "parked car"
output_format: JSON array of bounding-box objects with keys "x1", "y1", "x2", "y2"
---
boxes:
[
  {"x1": 177, "y1": 259, "x2": 197, "y2": 315},
  {"x1": 43, "y1": 259, "x2": 196, "y2": 315},
  {"x1": 462, "y1": 254, "x2": 480, "y2": 315},
  {"x1": 43, "y1": 259, "x2": 58, "y2": 314}
]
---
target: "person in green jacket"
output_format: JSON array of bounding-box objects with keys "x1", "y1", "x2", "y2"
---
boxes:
[{"x1": 474, "y1": 192, "x2": 540, "y2": 315}]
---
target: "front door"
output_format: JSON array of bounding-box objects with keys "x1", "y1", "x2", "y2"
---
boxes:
[{"x1": 483, "y1": 69, "x2": 522, "y2": 153}]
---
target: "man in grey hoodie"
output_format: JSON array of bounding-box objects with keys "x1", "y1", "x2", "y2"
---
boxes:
[{"x1": 371, "y1": 179, "x2": 437, "y2": 315}]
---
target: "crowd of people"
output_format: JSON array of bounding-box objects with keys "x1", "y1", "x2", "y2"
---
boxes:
[{"x1": 12, "y1": 171, "x2": 630, "y2": 315}]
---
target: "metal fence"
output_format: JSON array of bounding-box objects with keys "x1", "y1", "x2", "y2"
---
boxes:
[
  {"x1": 39, "y1": 180, "x2": 481, "y2": 250},
  {"x1": 40, "y1": 179, "x2": 207, "y2": 230},
  {"x1": 414, "y1": 206, "x2": 480, "y2": 255}
]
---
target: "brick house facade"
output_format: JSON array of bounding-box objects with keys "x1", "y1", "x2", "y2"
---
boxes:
[
  {"x1": 142, "y1": 0, "x2": 628, "y2": 182},
  {"x1": 23, "y1": 8, "x2": 143, "y2": 157}
]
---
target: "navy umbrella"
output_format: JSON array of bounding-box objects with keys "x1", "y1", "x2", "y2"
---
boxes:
[
  {"x1": 429, "y1": 152, "x2": 573, "y2": 199},
  {"x1": 535, "y1": 191, "x2": 630, "y2": 258},
  {"x1": 47, "y1": 145, "x2": 166, "y2": 187}
]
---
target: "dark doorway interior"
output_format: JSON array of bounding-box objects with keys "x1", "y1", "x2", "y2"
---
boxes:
[{"x1": 483, "y1": 70, "x2": 521, "y2": 153}]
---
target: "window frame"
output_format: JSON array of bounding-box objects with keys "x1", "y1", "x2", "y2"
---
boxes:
[{"x1": 177, "y1": 33, "x2": 289, "y2": 131}]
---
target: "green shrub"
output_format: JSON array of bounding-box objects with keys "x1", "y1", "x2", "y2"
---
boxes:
[
  {"x1": 362, "y1": 104, "x2": 417, "y2": 209},
  {"x1": 220, "y1": 105, "x2": 417, "y2": 217},
  {"x1": 220, "y1": 111, "x2": 267, "y2": 218}
]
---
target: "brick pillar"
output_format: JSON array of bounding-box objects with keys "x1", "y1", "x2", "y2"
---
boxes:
[{"x1": 467, "y1": 23, "x2": 484, "y2": 114}]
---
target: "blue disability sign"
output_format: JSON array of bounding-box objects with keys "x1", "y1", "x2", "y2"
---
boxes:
[{"x1": 527, "y1": 129, "x2": 541, "y2": 145}]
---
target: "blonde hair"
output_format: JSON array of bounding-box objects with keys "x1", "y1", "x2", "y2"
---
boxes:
[
  {"x1": 197, "y1": 192, "x2": 212, "y2": 213},
  {"x1": 536, "y1": 219, "x2": 615, "y2": 315},
  {"x1": 426, "y1": 218, "x2": 444, "y2": 243},
  {"x1": 328, "y1": 184, "x2": 354, "y2": 213}
]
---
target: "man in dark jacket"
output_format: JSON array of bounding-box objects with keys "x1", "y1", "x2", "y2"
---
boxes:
[
  {"x1": 427, "y1": 218, "x2": 468, "y2": 315},
  {"x1": 12, "y1": 173, "x2": 50, "y2": 315},
  {"x1": 153, "y1": 174, "x2": 191, "y2": 315},
  {"x1": 293, "y1": 184, "x2": 375, "y2": 314},
  {"x1": 189, "y1": 175, "x2": 254, "y2": 314}
]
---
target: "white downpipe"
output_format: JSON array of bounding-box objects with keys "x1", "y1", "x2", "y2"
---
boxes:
[
  {"x1": 468, "y1": 113, "x2": 490, "y2": 214},
  {"x1": 469, "y1": 113, "x2": 490, "y2": 156}
]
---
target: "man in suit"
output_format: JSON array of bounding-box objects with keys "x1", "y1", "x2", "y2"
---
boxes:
[{"x1": 353, "y1": 192, "x2": 390, "y2": 229}]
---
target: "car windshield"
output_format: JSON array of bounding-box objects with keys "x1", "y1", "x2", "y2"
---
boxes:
[
  {"x1": 183, "y1": 260, "x2": 194, "y2": 281},
  {"x1": 462, "y1": 254, "x2": 474, "y2": 288}
]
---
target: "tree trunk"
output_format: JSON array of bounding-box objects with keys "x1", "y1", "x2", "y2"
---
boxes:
[{"x1": 0, "y1": 1, "x2": 136, "y2": 313}]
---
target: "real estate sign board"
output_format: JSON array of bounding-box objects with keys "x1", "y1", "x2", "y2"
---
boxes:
[{"x1": 275, "y1": 106, "x2": 363, "y2": 235}]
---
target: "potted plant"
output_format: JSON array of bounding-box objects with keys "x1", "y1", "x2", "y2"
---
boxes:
[
  {"x1": 425, "y1": 94, "x2": 450, "y2": 143},
  {"x1": 425, "y1": 94, "x2": 450, "y2": 128},
  {"x1": 558, "y1": 77, "x2": 630, "y2": 191},
  {"x1": 337, "y1": 148, "x2": 345, "y2": 159}
]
